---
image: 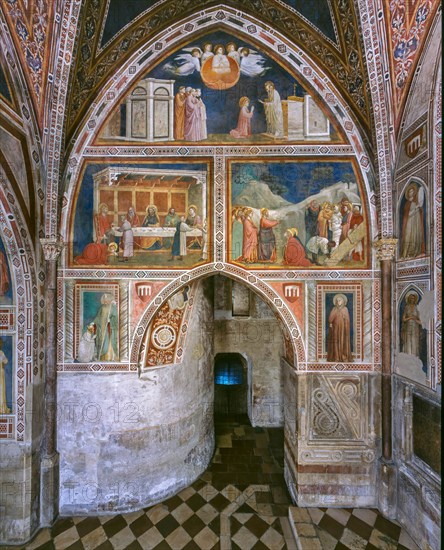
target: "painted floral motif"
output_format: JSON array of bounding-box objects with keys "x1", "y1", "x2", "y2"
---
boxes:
[
  {"x1": 2, "y1": 0, "x2": 51, "y2": 101},
  {"x1": 389, "y1": 0, "x2": 436, "y2": 103}
]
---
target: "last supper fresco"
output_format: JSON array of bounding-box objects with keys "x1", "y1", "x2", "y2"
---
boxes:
[{"x1": 97, "y1": 31, "x2": 341, "y2": 144}]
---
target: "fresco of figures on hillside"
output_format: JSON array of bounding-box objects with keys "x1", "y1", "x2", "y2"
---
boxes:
[
  {"x1": 0, "y1": 237, "x2": 13, "y2": 415},
  {"x1": 229, "y1": 161, "x2": 368, "y2": 269},
  {"x1": 97, "y1": 31, "x2": 340, "y2": 145},
  {"x1": 70, "y1": 162, "x2": 209, "y2": 268}
]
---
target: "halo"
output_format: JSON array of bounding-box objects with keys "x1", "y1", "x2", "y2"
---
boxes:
[
  {"x1": 405, "y1": 182, "x2": 419, "y2": 198},
  {"x1": 405, "y1": 290, "x2": 419, "y2": 303},
  {"x1": 333, "y1": 293, "x2": 348, "y2": 306},
  {"x1": 98, "y1": 203, "x2": 109, "y2": 212},
  {"x1": 146, "y1": 204, "x2": 157, "y2": 213}
]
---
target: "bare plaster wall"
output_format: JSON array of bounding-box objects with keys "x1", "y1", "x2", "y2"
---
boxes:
[{"x1": 57, "y1": 280, "x2": 214, "y2": 515}]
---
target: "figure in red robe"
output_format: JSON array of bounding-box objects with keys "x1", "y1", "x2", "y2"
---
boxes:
[
  {"x1": 174, "y1": 86, "x2": 187, "y2": 140},
  {"x1": 230, "y1": 96, "x2": 254, "y2": 138},
  {"x1": 95, "y1": 203, "x2": 113, "y2": 244},
  {"x1": 258, "y1": 208, "x2": 279, "y2": 262},
  {"x1": 327, "y1": 294, "x2": 352, "y2": 362},
  {"x1": 283, "y1": 228, "x2": 312, "y2": 267},
  {"x1": 241, "y1": 208, "x2": 258, "y2": 263},
  {"x1": 0, "y1": 251, "x2": 10, "y2": 297},
  {"x1": 349, "y1": 205, "x2": 364, "y2": 261}
]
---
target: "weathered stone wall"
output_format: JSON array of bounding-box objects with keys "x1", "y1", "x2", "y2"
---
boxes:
[
  {"x1": 57, "y1": 280, "x2": 214, "y2": 515},
  {"x1": 213, "y1": 276, "x2": 285, "y2": 427},
  {"x1": 393, "y1": 375, "x2": 441, "y2": 550},
  {"x1": 286, "y1": 372, "x2": 380, "y2": 507},
  {"x1": 0, "y1": 382, "x2": 44, "y2": 543}
]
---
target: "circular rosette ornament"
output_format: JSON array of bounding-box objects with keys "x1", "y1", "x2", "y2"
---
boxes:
[{"x1": 151, "y1": 324, "x2": 177, "y2": 350}]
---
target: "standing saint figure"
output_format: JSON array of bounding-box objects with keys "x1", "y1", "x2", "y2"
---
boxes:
[
  {"x1": 327, "y1": 294, "x2": 352, "y2": 362},
  {"x1": 230, "y1": 96, "x2": 254, "y2": 139},
  {"x1": 164, "y1": 207, "x2": 180, "y2": 249},
  {"x1": 95, "y1": 203, "x2": 114, "y2": 244},
  {"x1": 196, "y1": 89, "x2": 207, "y2": 140},
  {"x1": 401, "y1": 292, "x2": 423, "y2": 357},
  {"x1": 241, "y1": 208, "x2": 258, "y2": 263},
  {"x1": 0, "y1": 338, "x2": 11, "y2": 414},
  {"x1": 305, "y1": 200, "x2": 320, "y2": 245},
  {"x1": 400, "y1": 183, "x2": 425, "y2": 259},
  {"x1": 317, "y1": 201, "x2": 333, "y2": 239},
  {"x1": 0, "y1": 251, "x2": 10, "y2": 297},
  {"x1": 170, "y1": 216, "x2": 193, "y2": 260},
  {"x1": 349, "y1": 205, "x2": 364, "y2": 261},
  {"x1": 231, "y1": 207, "x2": 244, "y2": 260},
  {"x1": 258, "y1": 208, "x2": 279, "y2": 262},
  {"x1": 118, "y1": 215, "x2": 134, "y2": 262},
  {"x1": 174, "y1": 86, "x2": 187, "y2": 140},
  {"x1": 184, "y1": 89, "x2": 205, "y2": 141},
  {"x1": 93, "y1": 293, "x2": 119, "y2": 362},
  {"x1": 259, "y1": 81, "x2": 284, "y2": 138}
]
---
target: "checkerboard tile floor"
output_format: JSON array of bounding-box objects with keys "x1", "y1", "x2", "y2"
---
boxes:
[
  {"x1": 290, "y1": 506, "x2": 421, "y2": 550},
  {"x1": 17, "y1": 416, "x2": 420, "y2": 550}
]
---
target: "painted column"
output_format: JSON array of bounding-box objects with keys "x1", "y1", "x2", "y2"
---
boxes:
[
  {"x1": 373, "y1": 237, "x2": 397, "y2": 518},
  {"x1": 39, "y1": 237, "x2": 65, "y2": 526}
]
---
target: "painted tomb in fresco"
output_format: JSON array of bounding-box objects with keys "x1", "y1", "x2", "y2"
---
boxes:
[
  {"x1": 228, "y1": 160, "x2": 368, "y2": 269},
  {"x1": 97, "y1": 31, "x2": 340, "y2": 145},
  {"x1": 70, "y1": 162, "x2": 209, "y2": 268}
]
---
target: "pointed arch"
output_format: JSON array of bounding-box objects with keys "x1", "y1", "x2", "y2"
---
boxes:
[
  {"x1": 60, "y1": 6, "x2": 378, "y2": 242},
  {"x1": 131, "y1": 262, "x2": 306, "y2": 371}
]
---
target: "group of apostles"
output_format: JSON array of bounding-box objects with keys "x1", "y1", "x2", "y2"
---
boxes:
[
  {"x1": 231, "y1": 197, "x2": 364, "y2": 266},
  {"x1": 94, "y1": 203, "x2": 206, "y2": 262}
]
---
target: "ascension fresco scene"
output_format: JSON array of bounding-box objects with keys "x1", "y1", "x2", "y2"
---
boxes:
[
  {"x1": 70, "y1": 163, "x2": 209, "y2": 268},
  {"x1": 97, "y1": 31, "x2": 340, "y2": 145},
  {"x1": 229, "y1": 161, "x2": 367, "y2": 268}
]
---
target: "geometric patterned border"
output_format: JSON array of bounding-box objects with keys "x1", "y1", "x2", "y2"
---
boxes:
[{"x1": 0, "y1": 182, "x2": 37, "y2": 441}]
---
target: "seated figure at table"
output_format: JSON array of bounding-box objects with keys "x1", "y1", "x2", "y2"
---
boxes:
[{"x1": 141, "y1": 205, "x2": 162, "y2": 250}]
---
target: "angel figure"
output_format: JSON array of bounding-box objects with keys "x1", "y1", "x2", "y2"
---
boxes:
[
  {"x1": 227, "y1": 42, "x2": 241, "y2": 65},
  {"x1": 239, "y1": 47, "x2": 270, "y2": 77},
  {"x1": 201, "y1": 43, "x2": 214, "y2": 65},
  {"x1": 163, "y1": 47, "x2": 202, "y2": 76}
]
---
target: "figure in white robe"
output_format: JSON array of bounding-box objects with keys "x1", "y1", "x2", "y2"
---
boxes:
[
  {"x1": 239, "y1": 47, "x2": 269, "y2": 77},
  {"x1": 260, "y1": 81, "x2": 284, "y2": 137},
  {"x1": 118, "y1": 216, "x2": 134, "y2": 261},
  {"x1": 163, "y1": 48, "x2": 201, "y2": 76},
  {"x1": 196, "y1": 89, "x2": 207, "y2": 140},
  {"x1": 77, "y1": 324, "x2": 96, "y2": 363},
  {"x1": 227, "y1": 43, "x2": 240, "y2": 65},
  {"x1": 329, "y1": 205, "x2": 342, "y2": 251},
  {"x1": 211, "y1": 46, "x2": 230, "y2": 74},
  {"x1": 201, "y1": 43, "x2": 214, "y2": 65}
]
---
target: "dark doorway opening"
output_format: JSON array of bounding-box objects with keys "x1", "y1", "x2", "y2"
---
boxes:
[{"x1": 214, "y1": 353, "x2": 248, "y2": 416}]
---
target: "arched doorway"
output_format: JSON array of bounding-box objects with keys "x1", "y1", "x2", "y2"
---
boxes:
[{"x1": 214, "y1": 353, "x2": 248, "y2": 416}]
